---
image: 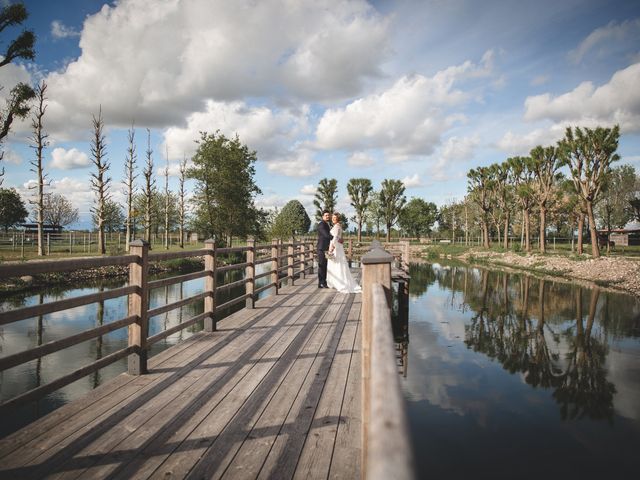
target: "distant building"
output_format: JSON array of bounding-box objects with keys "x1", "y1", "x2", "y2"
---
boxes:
[
  {"x1": 597, "y1": 221, "x2": 640, "y2": 246},
  {"x1": 19, "y1": 223, "x2": 63, "y2": 234}
]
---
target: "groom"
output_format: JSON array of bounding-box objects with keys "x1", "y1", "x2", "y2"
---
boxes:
[{"x1": 316, "y1": 210, "x2": 332, "y2": 288}]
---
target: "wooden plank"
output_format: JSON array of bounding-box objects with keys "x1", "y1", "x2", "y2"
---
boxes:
[
  {"x1": 0, "y1": 285, "x2": 138, "y2": 326},
  {"x1": 110, "y1": 281, "x2": 323, "y2": 480},
  {"x1": 255, "y1": 292, "x2": 355, "y2": 480},
  {"x1": 0, "y1": 254, "x2": 138, "y2": 278},
  {"x1": 293, "y1": 298, "x2": 361, "y2": 479},
  {"x1": 221, "y1": 293, "x2": 352, "y2": 480},
  {"x1": 328, "y1": 314, "x2": 362, "y2": 479}
]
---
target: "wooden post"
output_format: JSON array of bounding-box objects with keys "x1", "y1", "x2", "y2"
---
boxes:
[
  {"x1": 271, "y1": 239, "x2": 279, "y2": 294},
  {"x1": 46, "y1": 233, "x2": 50, "y2": 255},
  {"x1": 299, "y1": 241, "x2": 306, "y2": 279},
  {"x1": 360, "y1": 241, "x2": 393, "y2": 475},
  {"x1": 128, "y1": 240, "x2": 149, "y2": 375},
  {"x1": 307, "y1": 240, "x2": 314, "y2": 274},
  {"x1": 245, "y1": 236, "x2": 255, "y2": 308},
  {"x1": 348, "y1": 238, "x2": 353, "y2": 267},
  {"x1": 402, "y1": 240, "x2": 410, "y2": 272},
  {"x1": 287, "y1": 238, "x2": 294, "y2": 286},
  {"x1": 204, "y1": 238, "x2": 216, "y2": 331}
]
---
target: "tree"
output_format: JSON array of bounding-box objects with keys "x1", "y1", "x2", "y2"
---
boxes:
[
  {"x1": 123, "y1": 125, "x2": 137, "y2": 250},
  {"x1": 89, "y1": 108, "x2": 110, "y2": 254},
  {"x1": 313, "y1": 178, "x2": 338, "y2": 221},
  {"x1": 142, "y1": 129, "x2": 155, "y2": 245},
  {"x1": 467, "y1": 167, "x2": 494, "y2": 248},
  {"x1": 379, "y1": 179, "x2": 406, "y2": 242},
  {"x1": 188, "y1": 131, "x2": 262, "y2": 246},
  {"x1": 271, "y1": 200, "x2": 310, "y2": 240},
  {"x1": 398, "y1": 197, "x2": 437, "y2": 239},
  {"x1": 366, "y1": 191, "x2": 384, "y2": 238},
  {"x1": 596, "y1": 164, "x2": 637, "y2": 251},
  {"x1": 163, "y1": 147, "x2": 170, "y2": 249},
  {"x1": 347, "y1": 178, "x2": 373, "y2": 242},
  {"x1": 28, "y1": 81, "x2": 48, "y2": 256},
  {"x1": 0, "y1": 2, "x2": 36, "y2": 185},
  {"x1": 178, "y1": 155, "x2": 187, "y2": 248},
  {"x1": 92, "y1": 198, "x2": 125, "y2": 233},
  {"x1": 0, "y1": 187, "x2": 27, "y2": 231},
  {"x1": 43, "y1": 193, "x2": 78, "y2": 227},
  {"x1": 560, "y1": 125, "x2": 621, "y2": 258},
  {"x1": 530, "y1": 145, "x2": 563, "y2": 253}
]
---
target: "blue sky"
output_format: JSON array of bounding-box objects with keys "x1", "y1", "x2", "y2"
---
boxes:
[{"x1": 1, "y1": 0, "x2": 639, "y2": 229}]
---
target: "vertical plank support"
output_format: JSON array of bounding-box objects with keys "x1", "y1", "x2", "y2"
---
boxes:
[
  {"x1": 299, "y1": 241, "x2": 306, "y2": 279},
  {"x1": 204, "y1": 238, "x2": 216, "y2": 331},
  {"x1": 271, "y1": 239, "x2": 279, "y2": 294},
  {"x1": 287, "y1": 238, "x2": 294, "y2": 286},
  {"x1": 360, "y1": 240, "x2": 393, "y2": 478},
  {"x1": 245, "y1": 236, "x2": 255, "y2": 308},
  {"x1": 128, "y1": 239, "x2": 149, "y2": 375}
]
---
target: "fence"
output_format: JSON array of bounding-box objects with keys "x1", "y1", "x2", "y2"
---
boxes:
[{"x1": 0, "y1": 238, "x2": 314, "y2": 410}]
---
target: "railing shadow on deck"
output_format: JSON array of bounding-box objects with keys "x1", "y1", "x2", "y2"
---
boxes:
[{"x1": 0, "y1": 237, "x2": 314, "y2": 411}]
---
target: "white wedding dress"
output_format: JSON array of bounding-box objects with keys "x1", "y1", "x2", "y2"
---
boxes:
[{"x1": 326, "y1": 224, "x2": 362, "y2": 293}]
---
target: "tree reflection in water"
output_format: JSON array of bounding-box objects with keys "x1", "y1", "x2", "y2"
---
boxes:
[{"x1": 414, "y1": 263, "x2": 620, "y2": 421}]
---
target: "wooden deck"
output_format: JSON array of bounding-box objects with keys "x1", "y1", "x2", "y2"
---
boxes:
[{"x1": 0, "y1": 276, "x2": 362, "y2": 480}]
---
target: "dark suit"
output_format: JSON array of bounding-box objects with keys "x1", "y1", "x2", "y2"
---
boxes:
[{"x1": 316, "y1": 221, "x2": 333, "y2": 286}]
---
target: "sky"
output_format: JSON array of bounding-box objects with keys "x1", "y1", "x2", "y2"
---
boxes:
[{"x1": 1, "y1": 0, "x2": 640, "y2": 229}]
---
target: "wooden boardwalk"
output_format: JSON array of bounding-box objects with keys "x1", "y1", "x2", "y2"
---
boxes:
[{"x1": 0, "y1": 276, "x2": 362, "y2": 480}]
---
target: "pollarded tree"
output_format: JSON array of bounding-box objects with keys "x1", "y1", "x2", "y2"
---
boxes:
[
  {"x1": 0, "y1": 2, "x2": 36, "y2": 184},
  {"x1": 28, "y1": 81, "x2": 48, "y2": 256},
  {"x1": 398, "y1": 197, "x2": 437, "y2": 240},
  {"x1": 313, "y1": 178, "x2": 338, "y2": 221},
  {"x1": 188, "y1": 131, "x2": 261, "y2": 246},
  {"x1": 0, "y1": 187, "x2": 27, "y2": 231},
  {"x1": 508, "y1": 156, "x2": 535, "y2": 252},
  {"x1": 347, "y1": 178, "x2": 373, "y2": 242},
  {"x1": 123, "y1": 125, "x2": 137, "y2": 250},
  {"x1": 379, "y1": 179, "x2": 406, "y2": 242},
  {"x1": 529, "y1": 144, "x2": 564, "y2": 254},
  {"x1": 467, "y1": 166, "x2": 494, "y2": 248},
  {"x1": 560, "y1": 125, "x2": 621, "y2": 258},
  {"x1": 89, "y1": 107, "x2": 110, "y2": 254},
  {"x1": 271, "y1": 200, "x2": 311, "y2": 240},
  {"x1": 163, "y1": 147, "x2": 170, "y2": 250},
  {"x1": 43, "y1": 193, "x2": 78, "y2": 227},
  {"x1": 142, "y1": 129, "x2": 155, "y2": 245},
  {"x1": 366, "y1": 191, "x2": 384, "y2": 238},
  {"x1": 178, "y1": 155, "x2": 187, "y2": 248}
]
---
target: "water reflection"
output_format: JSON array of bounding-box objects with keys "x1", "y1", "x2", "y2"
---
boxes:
[{"x1": 403, "y1": 262, "x2": 640, "y2": 479}]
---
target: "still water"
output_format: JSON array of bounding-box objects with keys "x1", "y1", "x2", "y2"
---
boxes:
[
  {"x1": 0, "y1": 264, "x2": 274, "y2": 437},
  {"x1": 399, "y1": 262, "x2": 640, "y2": 479}
]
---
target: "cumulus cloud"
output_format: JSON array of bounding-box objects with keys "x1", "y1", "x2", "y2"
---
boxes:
[
  {"x1": 402, "y1": 173, "x2": 422, "y2": 188},
  {"x1": 347, "y1": 152, "x2": 375, "y2": 167},
  {"x1": 440, "y1": 135, "x2": 479, "y2": 161},
  {"x1": 162, "y1": 100, "x2": 309, "y2": 161},
  {"x1": 569, "y1": 18, "x2": 640, "y2": 64},
  {"x1": 50, "y1": 147, "x2": 91, "y2": 170},
  {"x1": 314, "y1": 53, "x2": 493, "y2": 160},
  {"x1": 300, "y1": 184, "x2": 317, "y2": 195},
  {"x1": 266, "y1": 150, "x2": 320, "y2": 177},
  {"x1": 495, "y1": 125, "x2": 566, "y2": 155},
  {"x1": 42, "y1": 0, "x2": 389, "y2": 138},
  {"x1": 51, "y1": 20, "x2": 81, "y2": 39},
  {"x1": 2, "y1": 149, "x2": 23, "y2": 165},
  {"x1": 18, "y1": 176, "x2": 93, "y2": 219},
  {"x1": 524, "y1": 62, "x2": 640, "y2": 133}
]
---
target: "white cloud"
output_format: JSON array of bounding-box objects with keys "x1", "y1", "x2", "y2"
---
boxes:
[
  {"x1": 495, "y1": 125, "x2": 566, "y2": 155},
  {"x1": 315, "y1": 53, "x2": 493, "y2": 160},
  {"x1": 530, "y1": 74, "x2": 550, "y2": 86},
  {"x1": 402, "y1": 173, "x2": 422, "y2": 188},
  {"x1": 161, "y1": 100, "x2": 309, "y2": 161},
  {"x1": 524, "y1": 62, "x2": 640, "y2": 133},
  {"x1": 347, "y1": 152, "x2": 375, "y2": 167},
  {"x1": 18, "y1": 177, "x2": 93, "y2": 218},
  {"x1": 265, "y1": 151, "x2": 320, "y2": 177},
  {"x1": 42, "y1": 0, "x2": 389, "y2": 138},
  {"x1": 440, "y1": 135, "x2": 479, "y2": 161},
  {"x1": 2, "y1": 149, "x2": 23, "y2": 165},
  {"x1": 50, "y1": 147, "x2": 91, "y2": 170},
  {"x1": 300, "y1": 184, "x2": 317, "y2": 195},
  {"x1": 51, "y1": 20, "x2": 80, "y2": 39},
  {"x1": 569, "y1": 18, "x2": 640, "y2": 64}
]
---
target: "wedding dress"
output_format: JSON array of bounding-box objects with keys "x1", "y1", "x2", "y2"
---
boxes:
[{"x1": 326, "y1": 224, "x2": 362, "y2": 293}]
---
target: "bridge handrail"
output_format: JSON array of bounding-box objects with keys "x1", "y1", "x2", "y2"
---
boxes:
[
  {"x1": 361, "y1": 240, "x2": 415, "y2": 480},
  {"x1": 0, "y1": 237, "x2": 315, "y2": 410}
]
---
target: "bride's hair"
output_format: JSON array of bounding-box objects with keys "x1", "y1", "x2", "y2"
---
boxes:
[{"x1": 332, "y1": 212, "x2": 340, "y2": 220}]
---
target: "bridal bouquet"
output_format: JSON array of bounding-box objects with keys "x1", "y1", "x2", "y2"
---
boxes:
[{"x1": 325, "y1": 250, "x2": 336, "y2": 261}]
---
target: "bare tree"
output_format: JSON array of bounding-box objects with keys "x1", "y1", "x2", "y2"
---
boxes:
[
  {"x1": 178, "y1": 155, "x2": 187, "y2": 248},
  {"x1": 143, "y1": 129, "x2": 155, "y2": 245},
  {"x1": 89, "y1": 107, "x2": 110, "y2": 255},
  {"x1": 28, "y1": 81, "x2": 49, "y2": 256},
  {"x1": 164, "y1": 146, "x2": 170, "y2": 250},
  {"x1": 43, "y1": 193, "x2": 78, "y2": 227},
  {"x1": 123, "y1": 124, "x2": 137, "y2": 250}
]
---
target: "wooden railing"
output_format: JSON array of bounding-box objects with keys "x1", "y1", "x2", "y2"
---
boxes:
[
  {"x1": 361, "y1": 241, "x2": 415, "y2": 480},
  {"x1": 0, "y1": 237, "x2": 314, "y2": 410}
]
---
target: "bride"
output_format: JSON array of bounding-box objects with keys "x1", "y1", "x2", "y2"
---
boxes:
[{"x1": 327, "y1": 213, "x2": 362, "y2": 293}]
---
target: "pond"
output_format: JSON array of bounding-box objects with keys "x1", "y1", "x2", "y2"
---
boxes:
[
  {"x1": 399, "y1": 262, "x2": 640, "y2": 479},
  {"x1": 0, "y1": 263, "x2": 276, "y2": 438}
]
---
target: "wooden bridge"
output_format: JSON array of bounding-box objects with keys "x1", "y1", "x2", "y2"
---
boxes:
[{"x1": 0, "y1": 239, "x2": 414, "y2": 479}]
